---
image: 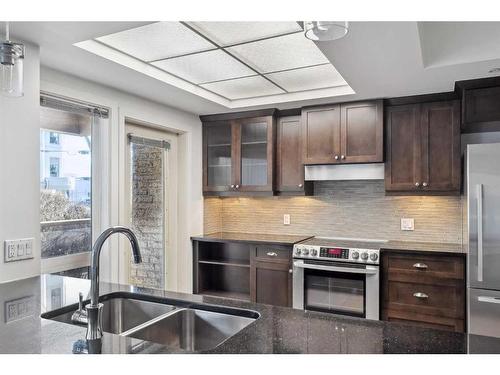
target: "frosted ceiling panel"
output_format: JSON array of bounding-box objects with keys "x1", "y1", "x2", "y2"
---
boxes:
[
  {"x1": 265, "y1": 64, "x2": 347, "y2": 92},
  {"x1": 189, "y1": 21, "x2": 302, "y2": 46},
  {"x1": 201, "y1": 75, "x2": 284, "y2": 99},
  {"x1": 227, "y1": 32, "x2": 329, "y2": 73},
  {"x1": 97, "y1": 22, "x2": 216, "y2": 61},
  {"x1": 152, "y1": 50, "x2": 256, "y2": 84}
]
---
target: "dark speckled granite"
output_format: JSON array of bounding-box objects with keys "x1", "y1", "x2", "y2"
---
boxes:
[
  {"x1": 191, "y1": 232, "x2": 312, "y2": 246},
  {"x1": 0, "y1": 274, "x2": 496, "y2": 354}
]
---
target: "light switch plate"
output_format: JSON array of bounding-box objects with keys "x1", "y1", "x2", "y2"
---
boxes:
[
  {"x1": 283, "y1": 214, "x2": 291, "y2": 225},
  {"x1": 401, "y1": 218, "x2": 415, "y2": 231},
  {"x1": 4, "y1": 238, "x2": 34, "y2": 263}
]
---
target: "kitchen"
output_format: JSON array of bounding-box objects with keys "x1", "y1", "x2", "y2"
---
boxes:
[{"x1": 1, "y1": 1, "x2": 500, "y2": 371}]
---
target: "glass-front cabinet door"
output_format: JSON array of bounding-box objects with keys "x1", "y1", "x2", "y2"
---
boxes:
[
  {"x1": 234, "y1": 116, "x2": 274, "y2": 192},
  {"x1": 203, "y1": 122, "x2": 234, "y2": 192}
]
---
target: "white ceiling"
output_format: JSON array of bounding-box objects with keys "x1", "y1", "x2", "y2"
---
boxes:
[{"x1": 10, "y1": 21, "x2": 500, "y2": 115}]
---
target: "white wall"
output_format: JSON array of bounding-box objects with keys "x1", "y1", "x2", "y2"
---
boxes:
[
  {"x1": 0, "y1": 43, "x2": 41, "y2": 282},
  {"x1": 40, "y1": 67, "x2": 203, "y2": 293}
]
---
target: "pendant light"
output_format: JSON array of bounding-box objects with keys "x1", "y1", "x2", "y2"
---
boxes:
[
  {"x1": 304, "y1": 21, "x2": 349, "y2": 42},
  {"x1": 0, "y1": 22, "x2": 25, "y2": 97}
]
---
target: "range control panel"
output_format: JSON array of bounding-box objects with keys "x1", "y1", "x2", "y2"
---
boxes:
[
  {"x1": 319, "y1": 247, "x2": 350, "y2": 259},
  {"x1": 293, "y1": 243, "x2": 380, "y2": 264}
]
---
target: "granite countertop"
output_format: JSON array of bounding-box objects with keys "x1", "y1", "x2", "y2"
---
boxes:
[
  {"x1": 1, "y1": 274, "x2": 498, "y2": 354},
  {"x1": 383, "y1": 240, "x2": 464, "y2": 255},
  {"x1": 191, "y1": 232, "x2": 313, "y2": 246},
  {"x1": 192, "y1": 232, "x2": 464, "y2": 254}
]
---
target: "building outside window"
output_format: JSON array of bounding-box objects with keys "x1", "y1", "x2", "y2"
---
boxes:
[
  {"x1": 40, "y1": 94, "x2": 109, "y2": 279},
  {"x1": 49, "y1": 132, "x2": 59, "y2": 144},
  {"x1": 49, "y1": 157, "x2": 60, "y2": 177}
]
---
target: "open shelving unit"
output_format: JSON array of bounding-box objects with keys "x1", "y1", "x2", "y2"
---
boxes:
[{"x1": 195, "y1": 241, "x2": 251, "y2": 301}]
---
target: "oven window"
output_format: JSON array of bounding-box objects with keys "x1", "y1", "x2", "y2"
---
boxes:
[{"x1": 304, "y1": 269, "x2": 365, "y2": 317}]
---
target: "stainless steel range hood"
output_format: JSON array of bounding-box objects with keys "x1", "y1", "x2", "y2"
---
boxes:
[{"x1": 304, "y1": 163, "x2": 385, "y2": 181}]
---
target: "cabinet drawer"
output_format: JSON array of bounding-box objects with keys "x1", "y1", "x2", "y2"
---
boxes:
[
  {"x1": 386, "y1": 281, "x2": 464, "y2": 319},
  {"x1": 254, "y1": 245, "x2": 291, "y2": 262},
  {"x1": 385, "y1": 253, "x2": 464, "y2": 284},
  {"x1": 383, "y1": 310, "x2": 464, "y2": 332}
]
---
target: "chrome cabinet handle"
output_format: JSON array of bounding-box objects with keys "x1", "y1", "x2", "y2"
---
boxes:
[
  {"x1": 230, "y1": 184, "x2": 235, "y2": 188},
  {"x1": 334, "y1": 155, "x2": 339, "y2": 160},
  {"x1": 341, "y1": 155, "x2": 345, "y2": 160},
  {"x1": 293, "y1": 261, "x2": 378, "y2": 275},
  {"x1": 422, "y1": 182, "x2": 428, "y2": 187},
  {"x1": 298, "y1": 183, "x2": 303, "y2": 188},
  {"x1": 235, "y1": 184, "x2": 240, "y2": 189},
  {"x1": 413, "y1": 292, "x2": 429, "y2": 299},
  {"x1": 415, "y1": 182, "x2": 420, "y2": 187},
  {"x1": 413, "y1": 263, "x2": 428, "y2": 270},
  {"x1": 289, "y1": 269, "x2": 293, "y2": 274},
  {"x1": 477, "y1": 184, "x2": 483, "y2": 282},
  {"x1": 478, "y1": 296, "x2": 500, "y2": 304},
  {"x1": 266, "y1": 252, "x2": 277, "y2": 257}
]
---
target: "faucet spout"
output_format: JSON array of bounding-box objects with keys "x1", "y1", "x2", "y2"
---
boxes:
[{"x1": 86, "y1": 226, "x2": 141, "y2": 340}]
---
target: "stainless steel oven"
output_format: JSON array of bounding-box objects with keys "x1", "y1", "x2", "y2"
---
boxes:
[{"x1": 292, "y1": 238, "x2": 381, "y2": 320}]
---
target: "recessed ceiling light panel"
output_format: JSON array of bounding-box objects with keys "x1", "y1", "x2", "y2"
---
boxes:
[
  {"x1": 76, "y1": 22, "x2": 354, "y2": 108},
  {"x1": 97, "y1": 22, "x2": 216, "y2": 61},
  {"x1": 152, "y1": 49, "x2": 256, "y2": 84},
  {"x1": 200, "y1": 75, "x2": 285, "y2": 100},
  {"x1": 227, "y1": 32, "x2": 329, "y2": 73},
  {"x1": 189, "y1": 21, "x2": 302, "y2": 46},
  {"x1": 265, "y1": 64, "x2": 347, "y2": 92}
]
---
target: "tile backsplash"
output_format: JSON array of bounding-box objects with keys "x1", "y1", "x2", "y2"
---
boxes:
[{"x1": 204, "y1": 180, "x2": 463, "y2": 244}]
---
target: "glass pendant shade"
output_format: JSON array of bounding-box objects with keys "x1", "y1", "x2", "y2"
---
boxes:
[
  {"x1": 0, "y1": 41, "x2": 24, "y2": 97},
  {"x1": 304, "y1": 21, "x2": 349, "y2": 42}
]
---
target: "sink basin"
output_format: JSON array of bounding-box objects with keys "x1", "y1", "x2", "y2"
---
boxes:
[
  {"x1": 46, "y1": 295, "x2": 176, "y2": 334},
  {"x1": 122, "y1": 308, "x2": 255, "y2": 351},
  {"x1": 42, "y1": 291, "x2": 259, "y2": 350}
]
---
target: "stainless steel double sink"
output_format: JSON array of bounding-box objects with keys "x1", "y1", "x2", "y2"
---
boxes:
[{"x1": 42, "y1": 292, "x2": 259, "y2": 351}]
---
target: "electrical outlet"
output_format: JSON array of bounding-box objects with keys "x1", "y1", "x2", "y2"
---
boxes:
[
  {"x1": 4, "y1": 296, "x2": 35, "y2": 323},
  {"x1": 283, "y1": 214, "x2": 291, "y2": 225},
  {"x1": 4, "y1": 238, "x2": 34, "y2": 263},
  {"x1": 401, "y1": 218, "x2": 415, "y2": 231}
]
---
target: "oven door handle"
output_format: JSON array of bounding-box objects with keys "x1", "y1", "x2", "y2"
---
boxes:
[{"x1": 293, "y1": 261, "x2": 378, "y2": 275}]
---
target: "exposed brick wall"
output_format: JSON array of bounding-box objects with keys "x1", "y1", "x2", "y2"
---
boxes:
[{"x1": 129, "y1": 144, "x2": 165, "y2": 289}]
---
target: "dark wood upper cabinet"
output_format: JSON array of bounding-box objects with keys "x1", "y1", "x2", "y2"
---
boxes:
[
  {"x1": 233, "y1": 116, "x2": 275, "y2": 192},
  {"x1": 302, "y1": 100, "x2": 383, "y2": 165},
  {"x1": 420, "y1": 101, "x2": 461, "y2": 192},
  {"x1": 340, "y1": 100, "x2": 384, "y2": 163},
  {"x1": 455, "y1": 77, "x2": 500, "y2": 133},
  {"x1": 385, "y1": 105, "x2": 421, "y2": 191},
  {"x1": 277, "y1": 116, "x2": 312, "y2": 195},
  {"x1": 202, "y1": 115, "x2": 275, "y2": 195},
  {"x1": 302, "y1": 105, "x2": 341, "y2": 164},
  {"x1": 203, "y1": 121, "x2": 234, "y2": 193},
  {"x1": 385, "y1": 100, "x2": 461, "y2": 193}
]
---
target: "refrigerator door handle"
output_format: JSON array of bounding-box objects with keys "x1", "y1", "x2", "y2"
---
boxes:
[
  {"x1": 478, "y1": 296, "x2": 500, "y2": 304},
  {"x1": 477, "y1": 184, "x2": 483, "y2": 282}
]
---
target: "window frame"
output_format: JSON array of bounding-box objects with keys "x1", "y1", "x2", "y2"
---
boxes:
[{"x1": 40, "y1": 93, "x2": 108, "y2": 276}]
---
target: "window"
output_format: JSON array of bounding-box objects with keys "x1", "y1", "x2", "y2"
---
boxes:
[
  {"x1": 40, "y1": 94, "x2": 109, "y2": 277},
  {"x1": 49, "y1": 157, "x2": 60, "y2": 177},
  {"x1": 49, "y1": 132, "x2": 59, "y2": 144}
]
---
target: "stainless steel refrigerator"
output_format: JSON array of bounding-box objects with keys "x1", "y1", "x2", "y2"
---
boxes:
[{"x1": 467, "y1": 143, "x2": 500, "y2": 338}]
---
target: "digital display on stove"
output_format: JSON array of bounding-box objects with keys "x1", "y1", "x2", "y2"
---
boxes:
[
  {"x1": 328, "y1": 248, "x2": 342, "y2": 255},
  {"x1": 320, "y1": 247, "x2": 349, "y2": 259}
]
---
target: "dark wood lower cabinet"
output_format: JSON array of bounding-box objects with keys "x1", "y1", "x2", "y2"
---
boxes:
[
  {"x1": 193, "y1": 240, "x2": 293, "y2": 307},
  {"x1": 381, "y1": 251, "x2": 466, "y2": 332},
  {"x1": 250, "y1": 260, "x2": 292, "y2": 307}
]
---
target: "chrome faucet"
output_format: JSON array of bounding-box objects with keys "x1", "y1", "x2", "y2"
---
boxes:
[{"x1": 74, "y1": 226, "x2": 142, "y2": 341}]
